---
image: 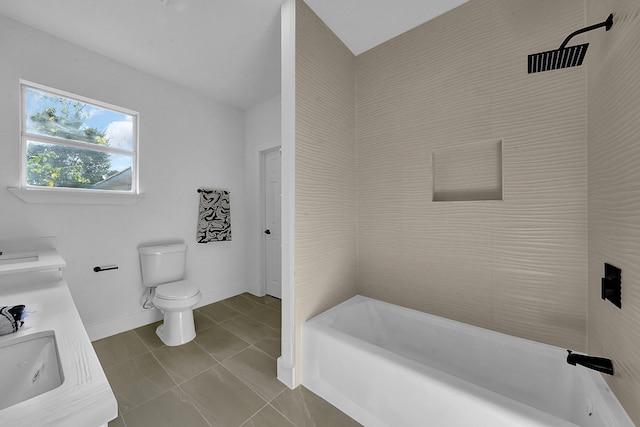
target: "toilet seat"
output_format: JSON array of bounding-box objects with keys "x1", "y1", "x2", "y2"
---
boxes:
[{"x1": 155, "y1": 280, "x2": 199, "y2": 300}]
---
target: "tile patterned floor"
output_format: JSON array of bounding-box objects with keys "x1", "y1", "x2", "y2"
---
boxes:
[{"x1": 93, "y1": 293, "x2": 361, "y2": 427}]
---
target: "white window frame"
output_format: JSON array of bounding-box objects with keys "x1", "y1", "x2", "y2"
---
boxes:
[{"x1": 12, "y1": 80, "x2": 142, "y2": 204}]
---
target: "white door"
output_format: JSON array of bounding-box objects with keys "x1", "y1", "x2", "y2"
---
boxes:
[{"x1": 263, "y1": 148, "x2": 282, "y2": 298}]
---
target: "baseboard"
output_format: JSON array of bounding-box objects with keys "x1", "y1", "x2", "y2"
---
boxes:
[
  {"x1": 85, "y1": 285, "x2": 243, "y2": 341},
  {"x1": 277, "y1": 356, "x2": 296, "y2": 389},
  {"x1": 196, "y1": 285, "x2": 241, "y2": 308},
  {"x1": 86, "y1": 308, "x2": 163, "y2": 341}
]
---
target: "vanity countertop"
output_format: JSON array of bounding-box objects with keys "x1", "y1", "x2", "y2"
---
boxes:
[
  {"x1": 0, "y1": 270, "x2": 117, "y2": 426},
  {"x1": 0, "y1": 249, "x2": 66, "y2": 275}
]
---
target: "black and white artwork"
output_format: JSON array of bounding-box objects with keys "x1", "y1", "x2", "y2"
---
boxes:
[{"x1": 196, "y1": 189, "x2": 231, "y2": 243}]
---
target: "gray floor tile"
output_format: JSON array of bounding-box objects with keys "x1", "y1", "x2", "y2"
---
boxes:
[
  {"x1": 221, "y1": 294, "x2": 260, "y2": 313},
  {"x1": 223, "y1": 347, "x2": 286, "y2": 401},
  {"x1": 153, "y1": 341, "x2": 218, "y2": 383},
  {"x1": 253, "y1": 334, "x2": 281, "y2": 359},
  {"x1": 194, "y1": 322, "x2": 251, "y2": 361},
  {"x1": 134, "y1": 320, "x2": 164, "y2": 351},
  {"x1": 242, "y1": 293, "x2": 280, "y2": 310},
  {"x1": 221, "y1": 314, "x2": 275, "y2": 344},
  {"x1": 194, "y1": 309, "x2": 215, "y2": 331},
  {"x1": 93, "y1": 330, "x2": 149, "y2": 368},
  {"x1": 265, "y1": 296, "x2": 281, "y2": 310},
  {"x1": 105, "y1": 352, "x2": 176, "y2": 414},
  {"x1": 197, "y1": 300, "x2": 242, "y2": 323},
  {"x1": 245, "y1": 303, "x2": 281, "y2": 329},
  {"x1": 123, "y1": 387, "x2": 209, "y2": 427},
  {"x1": 180, "y1": 365, "x2": 267, "y2": 427},
  {"x1": 272, "y1": 386, "x2": 362, "y2": 427},
  {"x1": 242, "y1": 404, "x2": 296, "y2": 427},
  {"x1": 96, "y1": 293, "x2": 357, "y2": 427}
]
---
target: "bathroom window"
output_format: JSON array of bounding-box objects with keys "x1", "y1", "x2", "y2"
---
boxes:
[{"x1": 19, "y1": 81, "x2": 138, "y2": 194}]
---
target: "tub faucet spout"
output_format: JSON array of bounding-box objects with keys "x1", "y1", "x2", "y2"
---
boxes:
[{"x1": 567, "y1": 350, "x2": 614, "y2": 375}]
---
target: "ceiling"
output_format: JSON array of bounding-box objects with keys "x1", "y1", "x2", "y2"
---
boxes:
[{"x1": 0, "y1": 0, "x2": 468, "y2": 110}]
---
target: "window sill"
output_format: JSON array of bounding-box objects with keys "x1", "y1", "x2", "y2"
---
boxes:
[{"x1": 8, "y1": 187, "x2": 145, "y2": 205}]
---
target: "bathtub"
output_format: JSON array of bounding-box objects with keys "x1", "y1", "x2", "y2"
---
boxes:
[{"x1": 302, "y1": 296, "x2": 634, "y2": 427}]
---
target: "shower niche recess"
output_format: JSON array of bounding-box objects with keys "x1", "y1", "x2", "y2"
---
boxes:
[{"x1": 432, "y1": 139, "x2": 503, "y2": 202}]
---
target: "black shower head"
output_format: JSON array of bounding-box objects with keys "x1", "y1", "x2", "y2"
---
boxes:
[
  {"x1": 528, "y1": 14, "x2": 613, "y2": 74},
  {"x1": 528, "y1": 43, "x2": 589, "y2": 73}
]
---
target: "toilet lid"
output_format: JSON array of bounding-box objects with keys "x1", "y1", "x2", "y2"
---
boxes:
[{"x1": 155, "y1": 280, "x2": 199, "y2": 300}]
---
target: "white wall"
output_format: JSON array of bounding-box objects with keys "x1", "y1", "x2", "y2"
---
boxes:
[
  {"x1": 244, "y1": 95, "x2": 281, "y2": 296},
  {"x1": 0, "y1": 15, "x2": 248, "y2": 340}
]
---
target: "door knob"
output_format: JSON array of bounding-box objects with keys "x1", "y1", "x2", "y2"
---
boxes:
[{"x1": 264, "y1": 229, "x2": 271, "y2": 235}]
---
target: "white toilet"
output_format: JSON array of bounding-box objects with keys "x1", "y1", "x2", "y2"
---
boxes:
[{"x1": 138, "y1": 243, "x2": 202, "y2": 346}]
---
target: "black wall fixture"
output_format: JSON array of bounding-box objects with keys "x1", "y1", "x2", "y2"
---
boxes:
[
  {"x1": 601, "y1": 263, "x2": 621, "y2": 309},
  {"x1": 94, "y1": 265, "x2": 119, "y2": 273},
  {"x1": 528, "y1": 14, "x2": 613, "y2": 73}
]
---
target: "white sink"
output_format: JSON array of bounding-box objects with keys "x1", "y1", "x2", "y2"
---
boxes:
[
  {"x1": 0, "y1": 240, "x2": 117, "y2": 425},
  {"x1": 0, "y1": 254, "x2": 39, "y2": 266},
  {"x1": 0, "y1": 331, "x2": 63, "y2": 410}
]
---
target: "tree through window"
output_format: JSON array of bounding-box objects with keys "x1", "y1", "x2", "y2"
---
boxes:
[{"x1": 21, "y1": 81, "x2": 138, "y2": 192}]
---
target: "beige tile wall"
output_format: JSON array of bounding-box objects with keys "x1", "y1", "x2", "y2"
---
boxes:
[
  {"x1": 356, "y1": 0, "x2": 588, "y2": 350},
  {"x1": 294, "y1": 0, "x2": 358, "y2": 372},
  {"x1": 587, "y1": 1, "x2": 640, "y2": 424}
]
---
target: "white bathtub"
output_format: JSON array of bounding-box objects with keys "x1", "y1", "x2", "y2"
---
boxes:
[{"x1": 302, "y1": 296, "x2": 634, "y2": 427}]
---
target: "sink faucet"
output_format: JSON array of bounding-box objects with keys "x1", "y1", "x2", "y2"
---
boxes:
[{"x1": 567, "y1": 350, "x2": 614, "y2": 375}]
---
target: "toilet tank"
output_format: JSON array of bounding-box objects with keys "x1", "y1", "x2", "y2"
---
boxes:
[{"x1": 138, "y1": 244, "x2": 187, "y2": 286}]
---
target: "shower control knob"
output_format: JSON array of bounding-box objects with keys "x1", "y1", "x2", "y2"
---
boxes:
[{"x1": 264, "y1": 229, "x2": 271, "y2": 235}]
